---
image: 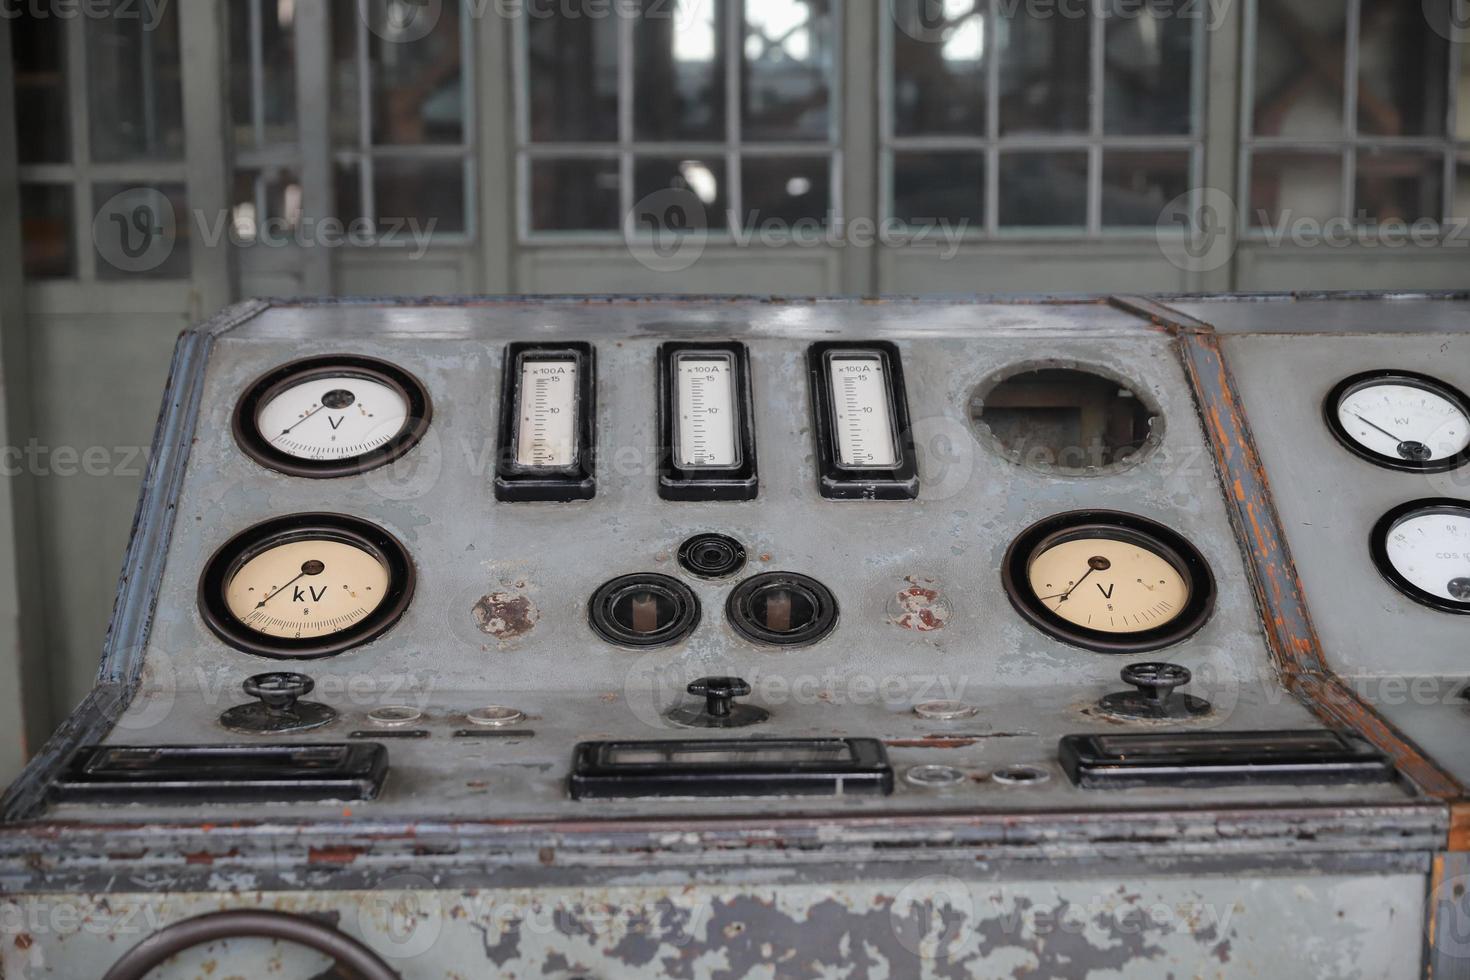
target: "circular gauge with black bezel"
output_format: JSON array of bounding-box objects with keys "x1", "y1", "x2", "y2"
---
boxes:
[
  {"x1": 199, "y1": 513, "x2": 415, "y2": 659},
  {"x1": 1371, "y1": 499, "x2": 1470, "y2": 614},
  {"x1": 1325, "y1": 370, "x2": 1470, "y2": 473},
  {"x1": 1003, "y1": 511, "x2": 1216, "y2": 654},
  {"x1": 233, "y1": 354, "x2": 433, "y2": 478}
]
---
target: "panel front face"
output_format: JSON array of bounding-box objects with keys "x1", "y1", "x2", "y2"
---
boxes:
[
  {"x1": 43, "y1": 297, "x2": 1408, "y2": 827},
  {"x1": 1209, "y1": 299, "x2": 1470, "y2": 788}
]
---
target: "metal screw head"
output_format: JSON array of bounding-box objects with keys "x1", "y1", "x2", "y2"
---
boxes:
[
  {"x1": 913, "y1": 700, "x2": 978, "y2": 721},
  {"x1": 368, "y1": 705, "x2": 423, "y2": 728},
  {"x1": 904, "y1": 765, "x2": 968, "y2": 788},
  {"x1": 466, "y1": 706, "x2": 526, "y2": 728}
]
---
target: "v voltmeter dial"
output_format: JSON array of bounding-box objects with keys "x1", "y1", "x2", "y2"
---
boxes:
[
  {"x1": 1326, "y1": 370, "x2": 1470, "y2": 472},
  {"x1": 199, "y1": 513, "x2": 415, "y2": 658},
  {"x1": 1003, "y1": 511, "x2": 1216, "y2": 653},
  {"x1": 1372, "y1": 499, "x2": 1470, "y2": 614},
  {"x1": 234, "y1": 355, "x2": 433, "y2": 478}
]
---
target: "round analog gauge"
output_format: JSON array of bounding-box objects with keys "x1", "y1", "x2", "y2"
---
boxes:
[
  {"x1": 233, "y1": 355, "x2": 432, "y2": 478},
  {"x1": 1371, "y1": 499, "x2": 1470, "y2": 614},
  {"x1": 1325, "y1": 370, "x2": 1470, "y2": 472},
  {"x1": 199, "y1": 513, "x2": 415, "y2": 658},
  {"x1": 1003, "y1": 511, "x2": 1216, "y2": 653}
]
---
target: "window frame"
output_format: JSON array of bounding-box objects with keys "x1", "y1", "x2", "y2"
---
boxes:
[
  {"x1": 1238, "y1": 0, "x2": 1468, "y2": 238},
  {"x1": 512, "y1": 0, "x2": 846, "y2": 244},
  {"x1": 878, "y1": 0, "x2": 1210, "y2": 239}
]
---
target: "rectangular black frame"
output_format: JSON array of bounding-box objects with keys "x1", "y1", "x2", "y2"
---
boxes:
[
  {"x1": 569, "y1": 737, "x2": 893, "y2": 799},
  {"x1": 806, "y1": 341, "x2": 919, "y2": 500},
  {"x1": 657, "y1": 342, "x2": 759, "y2": 501},
  {"x1": 51, "y1": 744, "x2": 389, "y2": 804},
  {"x1": 495, "y1": 342, "x2": 597, "y2": 502},
  {"x1": 1058, "y1": 730, "x2": 1397, "y2": 789}
]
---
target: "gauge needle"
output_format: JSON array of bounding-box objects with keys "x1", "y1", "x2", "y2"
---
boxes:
[
  {"x1": 1038, "y1": 567, "x2": 1098, "y2": 604},
  {"x1": 272, "y1": 405, "x2": 327, "y2": 441},
  {"x1": 1353, "y1": 413, "x2": 1405, "y2": 443},
  {"x1": 255, "y1": 560, "x2": 325, "y2": 609}
]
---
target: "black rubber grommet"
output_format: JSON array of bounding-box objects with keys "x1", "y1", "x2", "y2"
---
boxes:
[
  {"x1": 589, "y1": 573, "x2": 701, "y2": 648},
  {"x1": 726, "y1": 572, "x2": 839, "y2": 648},
  {"x1": 677, "y1": 533, "x2": 747, "y2": 579}
]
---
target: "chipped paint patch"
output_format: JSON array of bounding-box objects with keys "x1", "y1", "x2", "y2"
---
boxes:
[
  {"x1": 473, "y1": 591, "x2": 540, "y2": 641},
  {"x1": 888, "y1": 577, "x2": 952, "y2": 632}
]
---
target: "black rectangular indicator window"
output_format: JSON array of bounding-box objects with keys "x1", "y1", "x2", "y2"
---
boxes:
[
  {"x1": 52, "y1": 743, "x2": 389, "y2": 804},
  {"x1": 657, "y1": 342, "x2": 758, "y2": 501},
  {"x1": 1058, "y1": 730, "x2": 1396, "y2": 789},
  {"x1": 495, "y1": 342, "x2": 597, "y2": 502},
  {"x1": 569, "y1": 737, "x2": 893, "y2": 799},
  {"x1": 807, "y1": 341, "x2": 919, "y2": 500}
]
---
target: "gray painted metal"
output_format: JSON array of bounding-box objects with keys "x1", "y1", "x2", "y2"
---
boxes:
[{"x1": 0, "y1": 295, "x2": 1448, "y2": 977}]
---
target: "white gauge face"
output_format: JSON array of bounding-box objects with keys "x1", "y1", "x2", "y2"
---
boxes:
[
  {"x1": 225, "y1": 539, "x2": 390, "y2": 640},
  {"x1": 676, "y1": 354, "x2": 738, "y2": 468},
  {"x1": 829, "y1": 354, "x2": 898, "y2": 468},
  {"x1": 516, "y1": 358, "x2": 578, "y2": 467},
  {"x1": 1335, "y1": 380, "x2": 1470, "y2": 464},
  {"x1": 257, "y1": 376, "x2": 409, "y2": 461},
  {"x1": 1027, "y1": 535, "x2": 1190, "y2": 635},
  {"x1": 1381, "y1": 508, "x2": 1470, "y2": 604}
]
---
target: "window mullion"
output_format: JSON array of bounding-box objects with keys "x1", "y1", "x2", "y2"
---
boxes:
[
  {"x1": 727, "y1": 0, "x2": 743, "y2": 228},
  {"x1": 618, "y1": 6, "x2": 634, "y2": 225},
  {"x1": 1087, "y1": 0, "x2": 1104, "y2": 236},
  {"x1": 65, "y1": 13, "x2": 95, "y2": 281},
  {"x1": 356, "y1": 0, "x2": 375, "y2": 224},
  {"x1": 985, "y1": 0, "x2": 999, "y2": 236},
  {"x1": 1342, "y1": 0, "x2": 1360, "y2": 222}
]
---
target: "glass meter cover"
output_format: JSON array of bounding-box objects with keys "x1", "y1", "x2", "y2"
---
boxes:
[
  {"x1": 1325, "y1": 370, "x2": 1470, "y2": 472},
  {"x1": 198, "y1": 513, "x2": 415, "y2": 659},
  {"x1": 233, "y1": 355, "x2": 432, "y2": 478},
  {"x1": 1371, "y1": 499, "x2": 1470, "y2": 613},
  {"x1": 657, "y1": 342, "x2": 758, "y2": 501},
  {"x1": 495, "y1": 342, "x2": 597, "y2": 502},
  {"x1": 1003, "y1": 510, "x2": 1217, "y2": 653},
  {"x1": 806, "y1": 342, "x2": 919, "y2": 500}
]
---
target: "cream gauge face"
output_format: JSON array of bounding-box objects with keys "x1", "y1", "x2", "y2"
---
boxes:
[
  {"x1": 1328, "y1": 372, "x2": 1470, "y2": 471},
  {"x1": 675, "y1": 354, "x2": 739, "y2": 468},
  {"x1": 515, "y1": 357, "x2": 579, "y2": 467},
  {"x1": 200, "y1": 514, "x2": 416, "y2": 658},
  {"x1": 225, "y1": 538, "x2": 390, "y2": 640},
  {"x1": 1373, "y1": 501, "x2": 1470, "y2": 613},
  {"x1": 1027, "y1": 535, "x2": 1190, "y2": 634},
  {"x1": 1004, "y1": 512, "x2": 1216, "y2": 653},
  {"x1": 829, "y1": 354, "x2": 898, "y2": 468},
  {"x1": 258, "y1": 376, "x2": 409, "y2": 461},
  {"x1": 235, "y1": 356, "x2": 432, "y2": 478}
]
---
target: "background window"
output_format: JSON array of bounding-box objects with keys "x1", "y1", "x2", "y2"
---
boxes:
[
  {"x1": 517, "y1": 0, "x2": 840, "y2": 237},
  {"x1": 1244, "y1": 0, "x2": 1468, "y2": 233},
  {"x1": 884, "y1": 0, "x2": 1205, "y2": 235}
]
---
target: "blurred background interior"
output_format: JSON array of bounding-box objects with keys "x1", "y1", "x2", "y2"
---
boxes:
[{"x1": 0, "y1": 0, "x2": 1465, "y2": 776}]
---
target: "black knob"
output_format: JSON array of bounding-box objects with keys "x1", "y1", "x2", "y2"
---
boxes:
[
  {"x1": 688, "y1": 676, "x2": 751, "y2": 718},
  {"x1": 1120, "y1": 662, "x2": 1191, "y2": 705},
  {"x1": 243, "y1": 672, "x2": 313, "y2": 712}
]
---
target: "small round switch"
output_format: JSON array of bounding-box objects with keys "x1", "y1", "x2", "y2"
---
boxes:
[
  {"x1": 1097, "y1": 662, "x2": 1212, "y2": 721},
  {"x1": 666, "y1": 675, "x2": 770, "y2": 729},
  {"x1": 220, "y1": 672, "x2": 337, "y2": 735}
]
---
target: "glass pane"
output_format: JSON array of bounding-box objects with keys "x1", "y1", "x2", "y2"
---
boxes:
[
  {"x1": 231, "y1": 0, "x2": 300, "y2": 150},
  {"x1": 1459, "y1": 35, "x2": 1470, "y2": 140},
  {"x1": 742, "y1": 156, "x2": 830, "y2": 226},
  {"x1": 1356, "y1": 3, "x2": 1450, "y2": 137},
  {"x1": 893, "y1": 152, "x2": 984, "y2": 227},
  {"x1": 891, "y1": 0, "x2": 988, "y2": 137},
  {"x1": 1355, "y1": 150, "x2": 1445, "y2": 225},
  {"x1": 1251, "y1": 1, "x2": 1347, "y2": 137},
  {"x1": 12, "y1": 11, "x2": 68, "y2": 163},
  {"x1": 87, "y1": 1, "x2": 185, "y2": 161},
  {"x1": 530, "y1": 158, "x2": 622, "y2": 231},
  {"x1": 743, "y1": 0, "x2": 834, "y2": 141},
  {"x1": 1103, "y1": 7, "x2": 1195, "y2": 135},
  {"x1": 231, "y1": 168, "x2": 305, "y2": 244},
  {"x1": 331, "y1": 0, "x2": 362, "y2": 146},
  {"x1": 374, "y1": 157, "x2": 467, "y2": 234},
  {"x1": 997, "y1": 5, "x2": 1090, "y2": 135},
  {"x1": 998, "y1": 152, "x2": 1088, "y2": 227},
  {"x1": 635, "y1": 0, "x2": 726, "y2": 141},
  {"x1": 528, "y1": 6, "x2": 619, "y2": 141},
  {"x1": 1101, "y1": 151, "x2": 1191, "y2": 227},
  {"x1": 92, "y1": 183, "x2": 191, "y2": 280},
  {"x1": 20, "y1": 185, "x2": 73, "y2": 279},
  {"x1": 1248, "y1": 151, "x2": 1343, "y2": 228},
  {"x1": 634, "y1": 158, "x2": 729, "y2": 230},
  {"x1": 336, "y1": 161, "x2": 366, "y2": 225},
  {"x1": 369, "y1": 0, "x2": 462, "y2": 145}
]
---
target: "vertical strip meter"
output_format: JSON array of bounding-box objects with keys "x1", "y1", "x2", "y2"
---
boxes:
[
  {"x1": 807, "y1": 342, "x2": 919, "y2": 500},
  {"x1": 495, "y1": 343, "x2": 597, "y2": 501},
  {"x1": 657, "y1": 342, "x2": 758, "y2": 501}
]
